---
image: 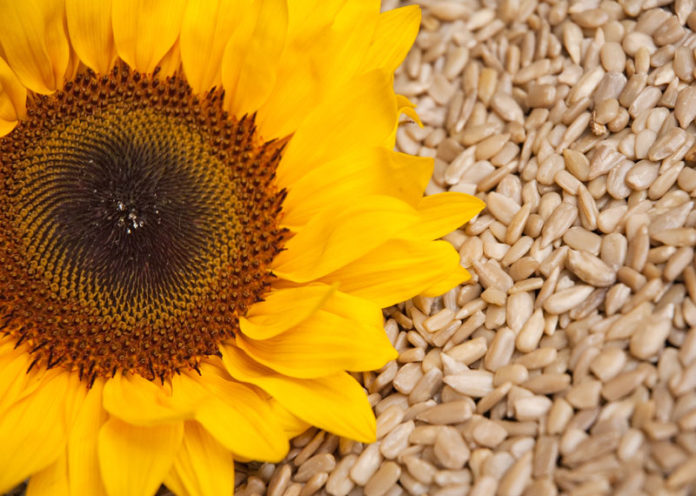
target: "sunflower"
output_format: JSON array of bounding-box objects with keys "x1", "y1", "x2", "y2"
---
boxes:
[{"x1": 0, "y1": 0, "x2": 483, "y2": 495}]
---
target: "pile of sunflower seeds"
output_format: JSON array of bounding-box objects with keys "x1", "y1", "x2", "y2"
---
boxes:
[{"x1": 237, "y1": 0, "x2": 696, "y2": 494}]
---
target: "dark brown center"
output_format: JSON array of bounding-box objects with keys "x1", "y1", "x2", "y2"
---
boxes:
[{"x1": 0, "y1": 65, "x2": 287, "y2": 385}]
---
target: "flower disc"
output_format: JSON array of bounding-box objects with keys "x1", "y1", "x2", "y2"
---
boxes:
[{"x1": 0, "y1": 66, "x2": 287, "y2": 382}]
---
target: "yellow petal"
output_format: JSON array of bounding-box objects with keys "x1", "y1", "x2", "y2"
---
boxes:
[
  {"x1": 253, "y1": 35, "x2": 329, "y2": 139},
  {"x1": 63, "y1": 46, "x2": 82, "y2": 84},
  {"x1": 170, "y1": 370, "x2": 289, "y2": 461},
  {"x1": 65, "y1": 0, "x2": 116, "y2": 73},
  {"x1": 285, "y1": 0, "x2": 346, "y2": 38},
  {"x1": 322, "y1": 239, "x2": 470, "y2": 307},
  {"x1": 180, "y1": 0, "x2": 239, "y2": 94},
  {"x1": 68, "y1": 381, "x2": 109, "y2": 496},
  {"x1": 360, "y1": 5, "x2": 421, "y2": 73},
  {"x1": 240, "y1": 283, "x2": 335, "y2": 340},
  {"x1": 0, "y1": 119, "x2": 18, "y2": 137},
  {"x1": 156, "y1": 40, "x2": 182, "y2": 78},
  {"x1": 163, "y1": 470, "x2": 188, "y2": 496},
  {"x1": 61, "y1": 373, "x2": 89, "y2": 435},
  {"x1": 0, "y1": 56, "x2": 27, "y2": 122},
  {"x1": 326, "y1": 0, "x2": 381, "y2": 76},
  {"x1": 112, "y1": 0, "x2": 187, "y2": 73},
  {"x1": 0, "y1": 345, "x2": 41, "y2": 413},
  {"x1": 256, "y1": 0, "x2": 378, "y2": 138},
  {"x1": 410, "y1": 192, "x2": 486, "y2": 240},
  {"x1": 282, "y1": 149, "x2": 432, "y2": 228},
  {"x1": 0, "y1": 0, "x2": 70, "y2": 94},
  {"x1": 421, "y1": 267, "x2": 472, "y2": 297},
  {"x1": 0, "y1": 373, "x2": 71, "y2": 494},
  {"x1": 222, "y1": 0, "x2": 288, "y2": 117},
  {"x1": 273, "y1": 195, "x2": 420, "y2": 282},
  {"x1": 276, "y1": 70, "x2": 397, "y2": 187},
  {"x1": 221, "y1": 346, "x2": 377, "y2": 443},
  {"x1": 397, "y1": 94, "x2": 422, "y2": 126},
  {"x1": 98, "y1": 418, "x2": 183, "y2": 496},
  {"x1": 26, "y1": 453, "x2": 69, "y2": 496},
  {"x1": 268, "y1": 398, "x2": 310, "y2": 438},
  {"x1": 170, "y1": 422, "x2": 235, "y2": 496},
  {"x1": 237, "y1": 291, "x2": 396, "y2": 377},
  {"x1": 102, "y1": 373, "x2": 189, "y2": 426}
]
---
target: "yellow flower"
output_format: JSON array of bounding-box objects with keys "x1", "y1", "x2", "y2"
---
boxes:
[{"x1": 0, "y1": 0, "x2": 484, "y2": 495}]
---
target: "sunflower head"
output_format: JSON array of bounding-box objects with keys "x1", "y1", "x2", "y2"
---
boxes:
[
  {"x1": 3, "y1": 63, "x2": 288, "y2": 383},
  {"x1": 0, "y1": 1, "x2": 484, "y2": 495}
]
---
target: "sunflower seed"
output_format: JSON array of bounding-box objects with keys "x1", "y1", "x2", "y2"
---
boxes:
[
  {"x1": 434, "y1": 427, "x2": 470, "y2": 469},
  {"x1": 444, "y1": 370, "x2": 494, "y2": 397}
]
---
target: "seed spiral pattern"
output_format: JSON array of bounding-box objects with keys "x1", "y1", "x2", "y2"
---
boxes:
[{"x1": 0, "y1": 65, "x2": 287, "y2": 384}]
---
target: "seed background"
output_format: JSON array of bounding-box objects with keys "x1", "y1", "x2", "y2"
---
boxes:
[{"x1": 233, "y1": 0, "x2": 696, "y2": 494}]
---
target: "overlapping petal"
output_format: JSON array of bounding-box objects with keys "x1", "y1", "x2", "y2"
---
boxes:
[
  {"x1": 112, "y1": 0, "x2": 187, "y2": 73},
  {"x1": 102, "y1": 374, "x2": 185, "y2": 426},
  {"x1": 0, "y1": 341, "x2": 45, "y2": 412},
  {"x1": 25, "y1": 453, "x2": 70, "y2": 496},
  {"x1": 169, "y1": 422, "x2": 236, "y2": 496},
  {"x1": 221, "y1": 346, "x2": 377, "y2": 443},
  {"x1": 239, "y1": 283, "x2": 335, "y2": 340},
  {"x1": 236, "y1": 290, "x2": 396, "y2": 378},
  {"x1": 0, "y1": 373, "x2": 72, "y2": 493},
  {"x1": 409, "y1": 192, "x2": 486, "y2": 240},
  {"x1": 321, "y1": 239, "x2": 470, "y2": 307},
  {"x1": 169, "y1": 369, "x2": 289, "y2": 461},
  {"x1": 273, "y1": 195, "x2": 421, "y2": 282},
  {"x1": 268, "y1": 398, "x2": 311, "y2": 438},
  {"x1": 257, "y1": 0, "x2": 380, "y2": 138},
  {"x1": 98, "y1": 418, "x2": 183, "y2": 496},
  {"x1": 68, "y1": 382, "x2": 109, "y2": 496},
  {"x1": 360, "y1": 5, "x2": 421, "y2": 73},
  {"x1": 282, "y1": 149, "x2": 433, "y2": 228},
  {"x1": 0, "y1": 0, "x2": 70, "y2": 94},
  {"x1": 0, "y1": 57, "x2": 27, "y2": 125},
  {"x1": 180, "y1": 0, "x2": 239, "y2": 94},
  {"x1": 65, "y1": 0, "x2": 116, "y2": 73},
  {"x1": 221, "y1": 0, "x2": 288, "y2": 116},
  {"x1": 276, "y1": 70, "x2": 397, "y2": 186}
]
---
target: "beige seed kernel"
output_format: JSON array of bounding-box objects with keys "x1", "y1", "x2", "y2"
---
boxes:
[
  {"x1": 629, "y1": 316, "x2": 671, "y2": 360},
  {"x1": 295, "y1": 454, "x2": 336, "y2": 483},
  {"x1": 350, "y1": 443, "x2": 382, "y2": 486},
  {"x1": 515, "y1": 347, "x2": 557, "y2": 370},
  {"x1": 376, "y1": 405, "x2": 405, "y2": 439},
  {"x1": 423, "y1": 308, "x2": 454, "y2": 333},
  {"x1": 364, "y1": 462, "x2": 401, "y2": 496},
  {"x1": 523, "y1": 373, "x2": 571, "y2": 394},
  {"x1": 516, "y1": 308, "x2": 544, "y2": 353},
  {"x1": 494, "y1": 364, "x2": 529, "y2": 386},
  {"x1": 447, "y1": 337, "x2": 488, "y2": 365},
  {"x1": 566, "y1": 250, "x2": 616, "y2": 287},
  {"x1": 513, "y1": 395, "x2": 553, "y2": 420},
  {"x1": 444, "y1": 370, "x2": 494, "y2": 397},
  {"x1": 416, "y1": 400, "x2": 473, "y2": 424},
  {"x1": 472, "y1": 417, "x2": 508, "y2": 448},
  {"x1": 543, "y1": 285, "x2": 594, "y2": 314},
  {"x1": 380, "y1": 421, "x2": 414, "y2": 459},
  {"x1": 434, "y1": 426, "x2": 470, "y2": 469},
  {"x1": 566, "y1": 380, "x2": 602, "y2": 409},
  {"x1": 484, "y1": 327, "x2": 516, "y2": 371}
]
